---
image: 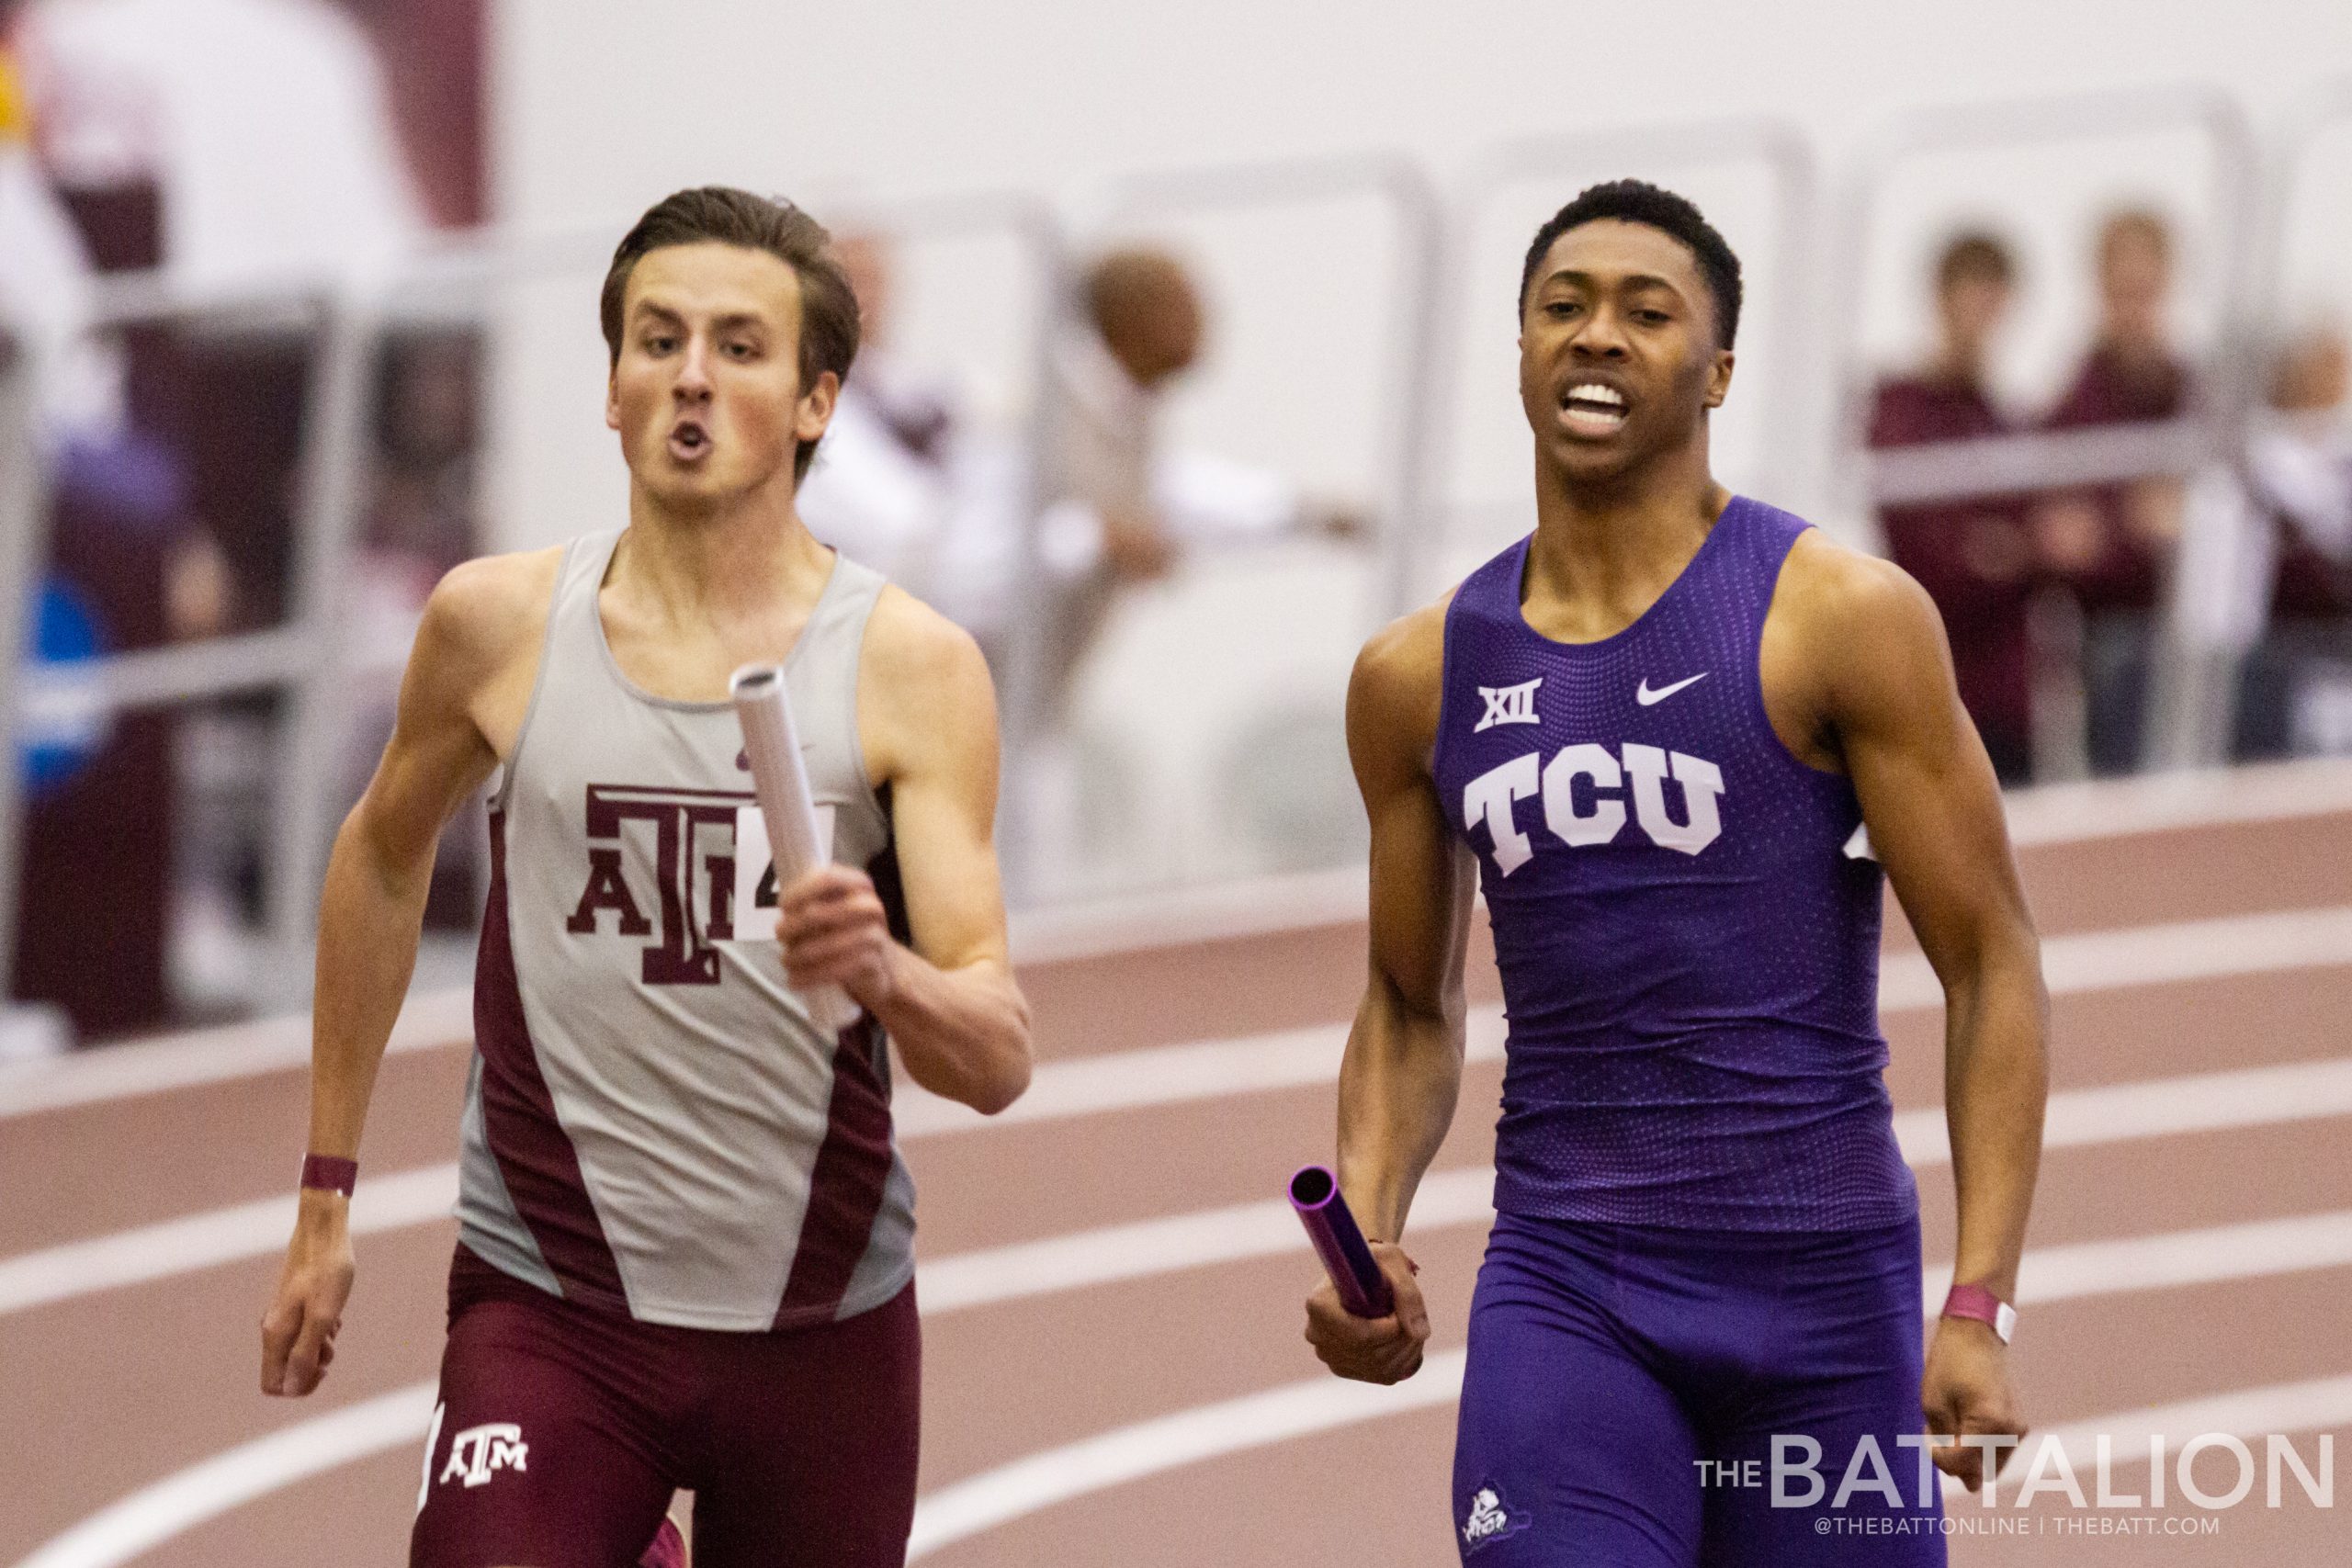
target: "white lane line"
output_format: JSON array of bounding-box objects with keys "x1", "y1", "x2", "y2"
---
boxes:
[
  {"x1": 2002, "y1": 755, "x2": 2352, "y2": 847},
  {"x1": 1888, "y1": 1053, "x2": 2352, "y2": 1168},
  {"x1": 1011, "y1": 864, "x2": 1367, "y2": 965},
  {"x1": 11, "y1": 1382, "x2": 438, "y2": 1568},
  {"x1": 17, "y1": 886, "x2": 2337, "y2": 1134},
  {"x1": 14, "y1": 1048, "x2": 2352, "y2": 1320},
  {"x1": 902, "y1": 901, "x2": 2352, "y2": 1138},
  {"x1": 920, "y1": 1169, "x2": 1496, "y2": 1314},
  {"x1": 0, "y1": 1167, "x2": 460, "y2": 1318},
  {"x1": 20, "y1": 1206, "x2": 2352, "y2": 1568},
  {"x1": 1929, "y1": 1210, "x2": 2352, "y2": 1313},
  {"x1": 9, "y1": 753, "x2": 2349, "y2": 1122},
  {"x1": 2036, "y1": 1373, "x2": 2352, "y2": 1471},
  {"x1": 1874, "y1": 901, "x2": 2352, "y2": 1013},
  {"x1": 0, "y1": 990, "x2": 473, "y2": 1122},
  {"x1": 934, "y1": 1198, "x2": 2352, "y2": 1333},
  {"x1": 907, "y1": 1361, "x2": 2352, "y2": 1562},
  {"x1": 907, "y1": 1348, "x2": 1472, "y2": 1560}
]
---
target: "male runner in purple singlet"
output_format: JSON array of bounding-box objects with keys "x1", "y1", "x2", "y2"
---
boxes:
[{"x1": 1303, "y1": 181, "x2": 2049, "y2": 1564}]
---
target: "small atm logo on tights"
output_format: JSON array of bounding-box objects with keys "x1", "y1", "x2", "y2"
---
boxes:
[{"x1": 440, "y1": 1423, "x2": 529, "y2": 1488}]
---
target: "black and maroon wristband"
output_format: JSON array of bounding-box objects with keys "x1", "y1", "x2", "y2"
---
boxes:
[{"x1": 299, "y1": 1155, "x2": 358, "y2": 1197}]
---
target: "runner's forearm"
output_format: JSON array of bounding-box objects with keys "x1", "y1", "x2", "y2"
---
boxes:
[
  {"x1": 866, "y1": 948, "x2": 1031, "y2": 1115},
  {"x1": 1942, "y1": 935, "x2": 2048, "y2": 1301},
  {"x1": 306, "y1": 807, "x2": 438, "y2": 1162},
  {"x1": 1337, "y1": 976, "x2": 1465, "y2": 1242}
]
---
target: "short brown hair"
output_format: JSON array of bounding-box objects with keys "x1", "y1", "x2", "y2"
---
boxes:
[
  {"x1": 1937, "y1": 231, "x2": 2016, "y2": 293},
  {"x1": 2098, "y1": 208, "x2": 2171, "y2": 267},
  {"x1": 600, "y1": 186, "x2": 861, "y2": 482}
]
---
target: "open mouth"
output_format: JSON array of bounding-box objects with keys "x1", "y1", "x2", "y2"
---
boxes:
[
  {"x1": 1557, "y1": 380, "x2": 1630, "y2": 438},
  {"x1": 667, "y1": 420, "x2": 711, "y2": 461}
]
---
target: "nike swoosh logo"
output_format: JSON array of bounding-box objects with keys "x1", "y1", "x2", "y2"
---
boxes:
[{"x1": 1635, "y1": 672, "x2": 1708, "y2": 706}]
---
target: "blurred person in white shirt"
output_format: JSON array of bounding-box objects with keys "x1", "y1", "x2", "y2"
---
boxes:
[
  {"x1": 15, "y1": 0, "x2": 424, "y2": 293},
  {"x1": 796, "y1": 229, "x2": 969, "y2": 593},
  {"x1": 2236, "y1": 323, "x2": 2352, "y2": 758}
]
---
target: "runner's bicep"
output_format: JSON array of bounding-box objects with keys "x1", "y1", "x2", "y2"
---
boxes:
[
  {"x1": 1833, "y1": 565, "x2": 2032, "y2": 977},
  {"x1": 349, "y1": 588, "x2": 504, "y2": 872},
  {"x1": 876, "y1": 635, "x2": 1007, "y2": 974}
]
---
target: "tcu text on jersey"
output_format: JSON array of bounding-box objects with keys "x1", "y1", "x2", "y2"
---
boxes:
[{"x1": 1464, "y1": 741, "x2": 1725, "y2": 872}]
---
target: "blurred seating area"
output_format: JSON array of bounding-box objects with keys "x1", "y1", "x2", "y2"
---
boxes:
[{"x1": 3, "y1": 39, "x2": 2350, "y2": 1043}]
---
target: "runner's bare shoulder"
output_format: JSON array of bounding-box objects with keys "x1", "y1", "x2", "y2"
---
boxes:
[
  {"x1": 409, "y1": 548, "x2": 566, "y2": 760},
  {"x1": 415, "y1": 547, "x2": 565, "y2": 690},
  {"x1": 1349, "y1": 589, "x2": 1457, "y2": 773},
  {"x1": 857, "y1": 581, "x2": 996, "y2": 788}
]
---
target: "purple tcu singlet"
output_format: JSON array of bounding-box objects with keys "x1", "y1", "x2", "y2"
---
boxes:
[{"x1": 1432, "y1": 497, "x2": 1915, "y2": 1232}]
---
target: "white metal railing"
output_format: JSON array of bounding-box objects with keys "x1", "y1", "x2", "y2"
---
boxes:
[
  {"x1": 0, "y1": 348, "x2": 47, "y2": 993},
  {"x1": 5, "y1": 83, "x2": 2348, "y2": 1021}
]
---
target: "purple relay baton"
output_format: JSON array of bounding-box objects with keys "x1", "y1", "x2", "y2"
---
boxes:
[{"x1": 1289, "y1": 1164, "x2": 1395, "y2": 1318}]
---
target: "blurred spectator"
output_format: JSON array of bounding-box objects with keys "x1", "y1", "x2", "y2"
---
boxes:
[
  {"x1": 3, "y1": 22, "x2": 224, "y2": 1039},
  {"x1": 1031, "y1": 246, "x2": 1361, "y2": 716},
  {"x1": 1869, "y1": 231, "x2": 2037, "y2": 784},
  {"x1": 365, "y1": 330, "x2": 481, "y2": 577},
  {"x1": 797, "y1": 229, "x2": 967, "y2": 591},
  {"x1": 806, "y1": 236, "x2": 1355, "y2": 689},
  {"x1": 1026, "y1": 247, "x2": 1202, "y2": 715},
  {"x1": 16, "y1": 0, "x2": 429, "y2": 630},
  {"x1": 831, "y1": 230, "x2": 964, "y2": 471},
  {"x1": 2037, "y1": 208, "x2": 2192, "y2": 773},
  {"x1": 2236, "y1": 325, "x2": 2352, "y2": 758}
]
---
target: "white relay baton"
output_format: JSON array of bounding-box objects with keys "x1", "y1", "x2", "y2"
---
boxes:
[{"x1": 729, "y1": 662, "x2": 860, "y2": 1035}]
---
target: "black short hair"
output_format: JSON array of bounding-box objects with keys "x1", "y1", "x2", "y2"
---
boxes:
[{"x1": 1518, "y1": 180, "x2": 1743, "y2": 351}]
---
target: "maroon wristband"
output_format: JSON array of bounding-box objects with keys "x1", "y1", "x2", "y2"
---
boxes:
[
  {"x1": 1940, "y1": 1282, "x2": 2018, "y2": 1343},
  {"x1": 300, "y1": 1155, "x2": 357, "y2": 1197}
]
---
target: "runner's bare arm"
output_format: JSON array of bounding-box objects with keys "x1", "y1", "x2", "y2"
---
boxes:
[
  {"x1": 1306, "y1": 601, "x2": 1469, "y2": 1384},
  {"x1": 778, "y1": 585, "x2": 1031, "y2": 1115},
  {"x1": 261, "y1": 551, "x2": 555, "y2": 1397},
  {"x1": 1777, "y1": 534, "x2": 2048, "y2": 1486},
  {"x1": 1337, "y1": 600, "x2": 1476, "y2": 1240}
]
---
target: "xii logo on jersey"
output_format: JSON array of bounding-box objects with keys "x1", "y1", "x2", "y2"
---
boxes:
[
  {"x1": 1475, "y1": 678, "x2": 1544, "y2": 733},
  {"x1": 564, "y1": 784, "x2": 834, "y2": 986}
]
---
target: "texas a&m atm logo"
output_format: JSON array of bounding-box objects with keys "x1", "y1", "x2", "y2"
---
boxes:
[{"x1": 562, "y1": 784, "x2": 831, "y2": 986}]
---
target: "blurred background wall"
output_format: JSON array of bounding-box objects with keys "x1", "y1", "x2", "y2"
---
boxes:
[
  {"x1": 6, "y1": 0, "x2": 2351, "y2": 1045},
  {"x1": 487, "y1": 0, "x2": 2352, "y2": 554}
]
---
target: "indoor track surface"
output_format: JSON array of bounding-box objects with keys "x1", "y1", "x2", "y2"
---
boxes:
[{"x1": 4, "y1": 760, "x2": 2349, "y2": 1566}]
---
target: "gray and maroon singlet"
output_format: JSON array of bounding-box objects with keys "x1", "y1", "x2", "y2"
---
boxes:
[{"x1": 458, "y1": 528, "x2": 915, "y2": 1332}]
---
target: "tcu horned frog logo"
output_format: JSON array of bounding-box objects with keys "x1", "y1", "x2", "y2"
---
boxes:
[{"x1": 563, "y1": 784, "x2": 831, "y2": 985}]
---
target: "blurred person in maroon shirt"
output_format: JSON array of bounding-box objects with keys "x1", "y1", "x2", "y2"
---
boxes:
[
  {"x1": 1868, "y1": 231, "x2": 2038, "y2": 784},
  {"x1": 2037, "y1": 209, "x2": 2192, "y2": 774}
]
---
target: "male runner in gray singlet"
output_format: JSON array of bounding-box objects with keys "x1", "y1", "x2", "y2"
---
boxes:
[{"x1": 259, "y1": 186, "x2": 1033, "y2": 1568}]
